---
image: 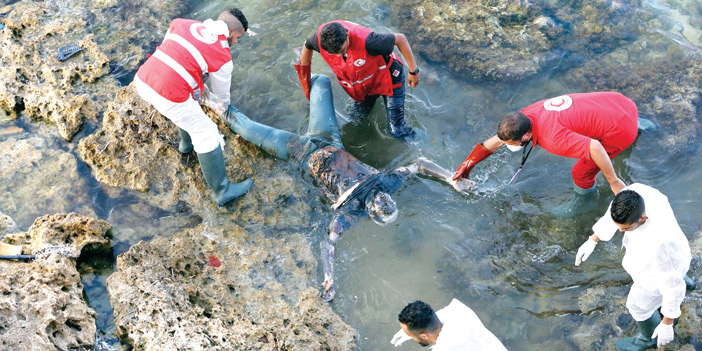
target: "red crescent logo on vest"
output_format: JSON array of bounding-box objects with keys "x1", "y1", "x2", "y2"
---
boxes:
[
  {"x1": 353, "y1": 59, "x2": 366, "y2": 67},
  {"x1": 543, "y1": 95, "x2": 573, "y2": 111},
  {"x1": 190, "y1": 23, "x2": 217, "y2": 44}
]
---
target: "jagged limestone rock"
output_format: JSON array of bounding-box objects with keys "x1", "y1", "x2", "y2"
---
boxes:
[
  {"x1": 107, "y1": 224, "x2": 356, "y2": 350},
  {"x1": 0, "y1": 213, "x2": 111, "y2": 351}
]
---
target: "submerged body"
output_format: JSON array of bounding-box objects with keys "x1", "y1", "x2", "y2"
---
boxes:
[{"x1": 223, "y1": 74, "x2": 472, "y2": 300}]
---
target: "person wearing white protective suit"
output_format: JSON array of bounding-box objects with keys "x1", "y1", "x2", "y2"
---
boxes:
[
  {"x1": 391, "y1": 299, "x2": 507, "y2": 350},
  {"x1": 574, "y1": 183, "x2": 695, "y2": 351},
  {"x1": 134, "y1": 8, "x2": 253, "y2": 206}
]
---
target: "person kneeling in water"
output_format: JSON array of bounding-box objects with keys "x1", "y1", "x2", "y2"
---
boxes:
[{"x1": 218, "y1": 74, "x2": 474, "y2": 301}]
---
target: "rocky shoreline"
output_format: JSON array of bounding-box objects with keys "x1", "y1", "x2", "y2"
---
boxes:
[
  {"x1": 1, "y1": 0, "x2": 356, "y2": 349},
  {"x1": 1, "y1": 0, "x2": 701, "y2": 350}
]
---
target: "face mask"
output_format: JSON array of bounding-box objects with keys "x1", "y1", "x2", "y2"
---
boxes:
[{"x1": 506, "y1": 144, "x2": 524, "y2": 152}]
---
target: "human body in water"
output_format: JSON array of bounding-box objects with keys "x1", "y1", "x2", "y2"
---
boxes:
[{"x1": 216, "y1": 74, "x2": 474, "y2": 301}]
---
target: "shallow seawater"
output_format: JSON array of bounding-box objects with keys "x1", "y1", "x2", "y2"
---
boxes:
[
  {"x1": 184, "y1": 1, "x2": 702, "y2": 350},
  {"x1": 2, "y1": 0, "x2": 701, "y2": 350}
]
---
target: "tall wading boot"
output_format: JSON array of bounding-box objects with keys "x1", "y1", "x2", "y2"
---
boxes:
[
  {"x1": 178, "y1": 128, "x2": 193, "y2": 154},
  {"x1": 196, "y1": 146, "x2": 253, "y2": 206},
  {"x1": 550, "y1": 183, "x2": 598, "y2": 218},
  {"x1": 615, "y1": 310, "x2": 661, "y2": 351},
  {"x1": 222, "y1": 106, "x2": 293, "y2": 160}
]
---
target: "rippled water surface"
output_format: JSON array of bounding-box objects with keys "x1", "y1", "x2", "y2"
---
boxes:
[
  {"x1": 186, "y1": 1, "x2": 702, "y2": 350},
  {"x1": 3, "y1": 0, "x2": 702, "y2": 350}
]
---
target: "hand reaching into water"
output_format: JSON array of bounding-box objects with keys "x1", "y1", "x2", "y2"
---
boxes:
[
  {"x1": 451, "y1": 178, "x2": 476, "y2": 194},
  {"x1": 574, "y1": 237, "x2": 598, "y2": 266}
]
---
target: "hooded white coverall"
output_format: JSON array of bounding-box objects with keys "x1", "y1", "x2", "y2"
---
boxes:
[
  {"x1": 592, "y1": 183, "x2": 691, "y2": 321},
  {"x1": 392, "y1": 299, "x2": 507, "y2": 351}
]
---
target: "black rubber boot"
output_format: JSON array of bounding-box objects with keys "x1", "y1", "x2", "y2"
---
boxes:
[
  {"x1": 615, "y1": 310, "x2": 660, "y2": 351},
  {"x1": 178, "y1": 128, "x2": 193, "y2": 154},
  {"x1": 196, "y1": 146, "x2": 253, "y2": 206}
]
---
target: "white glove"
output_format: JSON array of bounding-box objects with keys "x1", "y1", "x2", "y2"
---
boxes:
[
  {"x1": 390, "y1": 329, "x2": 412, "y2": 347},
  {"x1": 574, "y1": 238, "x2": 597, "y2": 266},
  {"x1": 651, "y1": 321, "x2": 674, "y2": 348}
]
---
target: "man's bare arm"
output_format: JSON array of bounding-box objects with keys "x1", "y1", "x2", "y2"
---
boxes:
[{"x1": 589, "y1": 139, "x2": 626, "y2": 194}]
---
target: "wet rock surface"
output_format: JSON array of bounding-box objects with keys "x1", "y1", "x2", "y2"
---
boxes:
[
  {"x1": 78, "y1": 85, "x2": 316, "y2": 229},
  {"x1": 563, "y1": 39, "x2": 702, "y2": 154},
  {"x1": 3, "y1": 213, "x2": 111, "y2": 258},
  {"x1": 0, "y1": 213, "x2": 111, "y2": 351},
  {"x1": 107, "y1": 224, "x2": 356, "y2": 350},
  {"x1": 388, "y1": 0, "x2": 701, "y2": 151},
  {"x1": 439, "y1": 218, "x2": 702, "y2": 350},
  {"x1": 0, "y1": 136, "x2": 96, "y2": 229},
  {"x1": 0, "y1": 0, "x2": 188, "y2": 140},
  {"x1": 388, "y1": 0, "x2": 640, "y2": 81}
]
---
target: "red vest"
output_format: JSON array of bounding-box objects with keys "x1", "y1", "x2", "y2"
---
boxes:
[
  {"x1": 317, "y1": 21, "x2": 400, "y2": 101},
  {"x1": 136, "y1": 19, "x2": 232, "y2": 102}
]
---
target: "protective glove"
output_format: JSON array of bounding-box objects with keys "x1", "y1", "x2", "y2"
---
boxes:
[
  {"x1": 294, "y1": 59, "x2": 311, "y2": 100},
  {"x1": 574, "y1": 238, "x2": 597, "y2": 266},
  {"x1": 452, "y1": 143, "x2": 493, "y2": 181},
  {"x1": 390, "y1": 329, "x2": 412, "y2": 347},
  {"x1": 652, "y1": 322, "x2": 674, "y2": 348}
]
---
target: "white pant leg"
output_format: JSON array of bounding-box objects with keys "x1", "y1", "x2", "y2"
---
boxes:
[
  {"x1": 134, "y1": 77, "x2": 223, "y2": 154},
  {"x1": 626, "y1": 282, "x2": 663, "y2": 321}
]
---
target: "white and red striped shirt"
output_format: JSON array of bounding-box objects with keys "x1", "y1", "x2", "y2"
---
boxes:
[{"x1": 136, "y1": 18, "x2": 233, "y2": 103}]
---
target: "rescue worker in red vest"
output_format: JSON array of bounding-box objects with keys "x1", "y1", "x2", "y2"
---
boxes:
[
  {"x1": 134, "y1": 8, "x2": 253, "y2": 206},
  {"x1": 452, "y1": 92, "x2": 657, "y2": 217},
  {"x1": 294, "y1": 21, "x2": 421, "y2": 141}
]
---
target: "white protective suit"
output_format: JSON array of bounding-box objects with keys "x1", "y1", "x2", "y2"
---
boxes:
[
  {"x1": 392, "y1": 299, "x2": 507, "y2": 351},
  {"x1": 592, "y1": 183, "x2": 691, "y2": 321}
]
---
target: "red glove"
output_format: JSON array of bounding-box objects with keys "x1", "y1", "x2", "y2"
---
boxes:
[
  {"x1": 294, "y1": 59, "x2": 311, "y2": 100},
  {"x1": 452, "y1": 143, "x2": 493, "y2": 181}
]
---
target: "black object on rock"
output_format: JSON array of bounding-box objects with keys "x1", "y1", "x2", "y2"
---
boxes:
[{"x1": 58, "y1": 43, "x2": 84, "y2": 61}]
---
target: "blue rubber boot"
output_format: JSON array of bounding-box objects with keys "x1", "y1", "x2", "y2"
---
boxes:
[
  {"x1": 685, "y1": 275, "x2": 696, "y2": 291},
  {"x1": 637, "y1": 117, "x2": 658, "y2": 132},
  {"x1": 307, "y1": 74, "x2": 342, "y2": 147},
  {"x1": 615, "y1": 310, "x2": 660, "y2": 351},
  {"x1": 222, "y1": 106, "x2": 294, "y2": 160},
  {"x1": 550, "y1": 183, "x2": 598, "y2": 218},
  {"x1": 177, "y1": 128, "x2": 193, "y2": 154},
  {"x1": 196, "y1": 146, "x2": 253, "y2": 206}
]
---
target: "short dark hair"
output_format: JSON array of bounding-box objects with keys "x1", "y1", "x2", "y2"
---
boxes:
[
  {"x1": 320, "y1": 22, "x2": 347, "y2": 54},
  {"x1": 611, "y1": 190, "x2": 645, "y2": 224},
  {"x1": 225, "y1": 8, "x2": 248, "y2": 32},
  {"x1": 497, "y1": 112, "x2": 532, "y2": 141},
  {"x1": 398, "y1": 301, "x2": 442, "y2": 333}
]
